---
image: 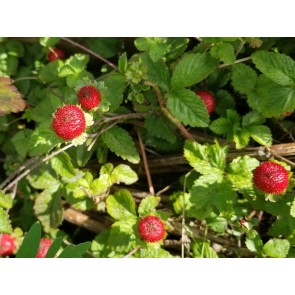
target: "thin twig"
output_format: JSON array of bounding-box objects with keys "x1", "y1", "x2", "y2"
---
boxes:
[
  {"x1": 137, "y1": 128, "x2": 155, "y2": 196},
  {"x1": 61, "y1": 37, "x2": 118, "y2": 71},
  {"x1": 124, "y1": 245, "x2": 141, "y2": 258},
  {"x1": 13, "y1": 77, "x2": 38, "y2": 82},
  {"x1": 103, "y1": 112, "x2": 149, "y2": 122},
  {"x1": 219, "y1": 56, "x2": 252, "y2": 68},
  {"x1": 2, "y1": 143, "x2": 74, "y2": 193}
]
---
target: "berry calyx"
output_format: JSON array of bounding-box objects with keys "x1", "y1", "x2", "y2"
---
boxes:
[
  {"x1": 52, "y1": 105, "x2": 86, "y2": 140},
  {"x1": 195, "y1": 90, "x2": 215, "y2": 115},
  {"x1": 0, "y1": 234, "x2": 16, "y2": 256},
  {"x1": 138, "y1": 215, "x2": 166, "y2": 243},
  {"x1": 47, "y1": 48, "x2": 65, "y2": 62},
  {"x1": 36, "y1": 238, "x2": 53, "y2": 258},
  {"x1": 77, "y1": 85, "x2": 101, "y2": 110},
  {"x1": 253, "y1": 161, "x2": 289, "y2": 194}
]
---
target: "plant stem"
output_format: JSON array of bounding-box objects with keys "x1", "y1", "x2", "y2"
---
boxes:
[
  {"x1": 103, "y1": 112, "x2": 149, "y2": 122},
  {"x1": 137, "y1": 128, "x2": 155, "y2": 196},
  {"x1": 124, "y1": 245, "x2": 141, "y2": 258},
  {"x1": 61, "y1": 37, "x2": 118, "y2": 71},
  {"x1": 2, "y1": 143, "x2": 74, "y2": 193},
  {"x1": 219, "y1": 56, "x2": 251, "y2": 68},
  {"x1": 13, "y1": 77, "x2": 38, "y2": 82}
]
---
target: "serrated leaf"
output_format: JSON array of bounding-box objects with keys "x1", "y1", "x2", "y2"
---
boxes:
[
  {"x1": 192, "y1": 240, "x2": 219, "y2": 258},
  {"x1": 58, "y1": 241, "x2": 91, "y2": 258},
  {"x1": 11, "y1": 129, "x2": 33, "y2": 158},
  {"x1": 111, "y1": 164, "x2": 138, "y2": 185},
  {"x1": 103, "y1": 73, "x2": 126, "y2": 112},
  {"x1": 58, "y1": 54, "x2": 89, "y2": 77},
  {"x1": 142, "y1": 54, "x2": 170, "y2": 91},
  {"x1": 0, "y1": 77, "x2": 26, "y2": 115},
  {"x1": 207, "y1": 68, "x2": 231, "y2": 90},
  {"x1": 252, "y1": 51, "x2": 295, "y2": 86},
  {"x1": 106, "y1": 189, "x2": 137, "y2": 220},
  {"x1": 135, "y1": 38, "x2": 167, "y2": 62},
  {"x1": 101, "y1": 125, "x2": 140, "y2": 164},
  {"x1": 210, "y1": 42, "x2": 235, "y2": 64},
  {"x1": 242, "y1": 111, "x2": 265, "y2": 127},
  {"x1": 247, "y1": 125, "x2": 272, "y2": 146},
  {"x1": 167, "y1": 88, "x2": 209, "y2": 127},
  {"x1": 231, "y1": 63, "x2": 257, "y2": 94},
  {"x1": 248, "y1": 75, "x2": 295, "y2": 118},
  {"x1": 0, "y1": 191, "x2": 13, "y2": 209},
  {"x1": 209, "y1": 117, "x2": 233, "y2": 135},
  {"x1": 245, "y1": 229, "x2": 263, "y2": 252},
  {"x1": 38, "y1": 59, "x2": 64, "y2": 83},
  {"x1": 144, "y1": 114, "x2": 177, "y2": 143},
  {"x1": 28, "y1": 121, "x2": 61, "y2": 156},
  {"x1": 16, "y1": 221, "x2": 41, "y2": 258},
  {"x1": 39, "y1": 37, "x2": 60, "y2": 48},
  {"x1": 139, "y1": 247, "x2": 173, "y2": 258},
  {"x1": 91, "y1": 229, "x2": 114, "y2": 258},
  {"x1": 34, "y1": 190, "x2": 63, "y2": 233},
  {"x1": 66, "y1": 70, "x2": 94, "y2": 88},
  {"x1": 0, "y1": 207, "x2": 12, "y2": 233},
  {"x1": 27, "y1": 166, "x2": 60, "y2": 190},
  {"x1": 138, "y1": 196, "x2": 161, "y2": 216},
  {"x1": 171, "y1": 52, "x2": 217, "y2": 89},
  {"x1": 50, "y1": 151, "x2": 76, "y2": 179},
  {"x1": 262, "y1": 238, "x2": 290, "y2": 258},
  {"x1": 206, "y1": 217, "x2": 227, "y2": 233},
  {"x1": 184, "y1": 140, "x2": 228, "y2": 175},
  {"x1": 45, "y1": 236, "x2": 63, "y2": 258},
  {"x1": 233, "y1": 127, "x2": 250, "y2": 149}
]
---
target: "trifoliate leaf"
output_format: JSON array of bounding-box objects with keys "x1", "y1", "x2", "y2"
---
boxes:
[
  {"x1": 0, "y1": 77, "x2": 26, "y2": 116},
  {"x1": 231, "y1": 63, "x2": 257, "y2": 94},
  {"x1": 252, "y1": 51, "x2": 295, "y2": 86},
  {"x1": 167, "y1": 88, "x2": 209, "y2": 127},
  {"x1": 110, "y1": 164, "x2": 138, "y2": 185},
  {"x1": 106, "y1": 189, "x2": 137, "y2": 220},
  {"x1": 138, "y1": 196, "x2": 161, "y2": 216},
  {"x1": 171, "y1": 52, "x2": 217, "y2": 89},
  {"x1": 101, "y1": 126, "x2": 140, "y2": 164},
  {"x1": 0, "y1": 207, "x2": 12, "y2": 233},
  {"x1": 248, "y1": 75, "x2": 295, "y2": 117},
  {"x1": 262, "y1": 238, "x2": 290, "y2": 258}
]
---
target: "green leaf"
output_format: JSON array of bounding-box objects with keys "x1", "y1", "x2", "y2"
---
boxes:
[
  {"x1": 231, "y1": 63, "x2": 257, "y2": 94},
  {"x1": 139, "y1": 247, "x2": 173, "y2": 258},
  {"x1": 171, "y1": 52, "x2": 217, "y2": 89},
  {"x1": 233, "y1": 127, "x2": 250, "y2": 149},
  {"x1": 184, "y1": 140, "x2": 228, "y2": 175},
  {"x1": 0, "y1": 191, "x2": 13, "y2": 209},
  {"x1": 106, "y1": 189, "x2": 137, "y2": 220},
  {"x1": 16, "y1": 221, "x2": 41, "y2": 258},
  {"x1": 27, "y1": 166, "x2": 60, "y2": 190},
  {"x1": 34, "y1": 190, "x2": 63, "y2": 233},
  {"x1": 138, "y1": 196, "x2": 161, "y2": 216},
  {"x1": 39, "y1": 37, "x2": 60, "y2": 48},
  {"x1": 5, "y1": 40, "x2": 25, "y2": 57},
  {"x1": 142, "y1": 54, "x2": 170, "y2": 91},
  {"x1": 210, "y1": 42, "x2": 235, "y2": 64},
  {"x1": 0, "y1": 207, "x2": 12, "y2": 233},
  {"x1": 252, "y1": 51, "x2": 295, "y2": 86},
  {"x1": 206, "y1": 216, "x2": 227, "y2": 233},
  {"x1": 144, "y1": 114, "x2": 177, "y2": 143},
  {"x1": 248, "y1": 75, "x2": 295, "y2": 117},
  {"x1": 91, "y1": 230, "x2": 114, "y2": 258},
  {"x1": 11, "y1": 129, "x2": 33, "y2": 158},
  {"x1": 242, "y1": 111, "x2": 265, "y2": 126},
  {"x1": 111, "y1": 164, "x2": 138, "y2": 185},
  {"x1": 167, "y1": 88, "x2": 209, "y2": 127},
  {"x1": 209, "y1": 117, "x2": 233, "y2": 135},
  {"x1": 58, "y1": 241, "x2": 91, "y2": 258},
  {"x1": 245, "y1": 229, "x2": 263, "y2": 252},
  {"x1": 247, "y1": 125, "x2": 272, "y2": 146},
  {"x1": 38, "y1": 60, "x2": 64, "y2": 83},
  {"x1": 85, "y1": 37, "x2": 121, "y2": 59},
  {"x1": 135, "y1": 37, "x2": 167, "y2": 62},
  {"x1": 101, "y1": 125, "x2": 140, "y2": 164},
  {"x1": 50, "y1": 151, "x2": 76, "y2": 179},
  {"x1": 58, "y1": 54, "x2": 89, "y2": 77},
  {"x1": 0, "y1": 77, "x2": 26, "y2": 116},
  {"x1": 262, "y1": 238, "x2": 290, "y2": 258},
  {"x1": 45, "y1": 236, "x2": 63, "y2": 258},
  {"x1": 207, "y1": 68, "x2": 231, "y2": 90},
  {"x1": 118, "y1": 52, "x2": 128, "y2": 73},
  {"x1": 290, "y1": 199, "x2": 295, "y2": 217},
  {"x1": 192, "y1": 240, "x2": 219, "y2": 258}
]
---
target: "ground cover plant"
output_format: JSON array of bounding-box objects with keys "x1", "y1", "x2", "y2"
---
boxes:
[{"x1": 1, "y1": 37, "x2": 295, "y2": 258}]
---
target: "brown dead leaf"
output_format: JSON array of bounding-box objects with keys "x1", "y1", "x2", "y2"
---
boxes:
[{"x1": 0, "y1": 77, "x2": 26, "y2": 116}]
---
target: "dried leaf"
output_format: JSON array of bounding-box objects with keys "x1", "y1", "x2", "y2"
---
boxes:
[{"x1": 0, "y1": 77, "x2": 26, "y2": 115}]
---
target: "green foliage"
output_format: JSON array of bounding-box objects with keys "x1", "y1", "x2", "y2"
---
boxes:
[{"x1": 0, "y1": 207, "x2": 12, "y2": 233}]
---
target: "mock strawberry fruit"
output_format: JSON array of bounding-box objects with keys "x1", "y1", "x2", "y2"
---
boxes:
[
  {"x1": 77, "y1": 85, "x2": 101, "y2": 110},
  {"x1": 47, "y1": 48, "x2": 65, "y2": 62},
  {"x1": 196, "y1": 90, "x2": 215, "y2": 115},
  {"x1": 253, "y1": 161, "x2": 289, "y2": 194},
  {"x1": 36, "y1": 238, "x2": 53, "y2": 258},
  {"x1": 52, "y1": 105, "x2": 86, "y2": 140},
  {"x1": 138, "y1": 215, "x2": 166, "y2": 243},
  {"x1": 0, "y1": 234, "x2": 16, "y2": 256}
]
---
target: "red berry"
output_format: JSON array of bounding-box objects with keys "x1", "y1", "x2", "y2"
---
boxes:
[
  {"x1": 47, "y1": 48, "x2": 65, "y2": 62},
  {"x1": 0, "y1": 234, "x2": 16, "y2": 256},
  {"x1": 253, "y1": 161, "x2": 289, "y2": 194},
  {"x1": 52, "y1": 105, "x2": 86, "y2": 140},
  {"x1": 196, "y1": 90, "x2": 215, "y2": 115},
  {"x1": 138, "y1": 215, "x2": 166, "y2": 243},
  {"x1": 36, "y1": 238, "x2": 53, "y2": 258},
  {"x1": 77, "y1": 85, "x2": 101, "y2": 110}
]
